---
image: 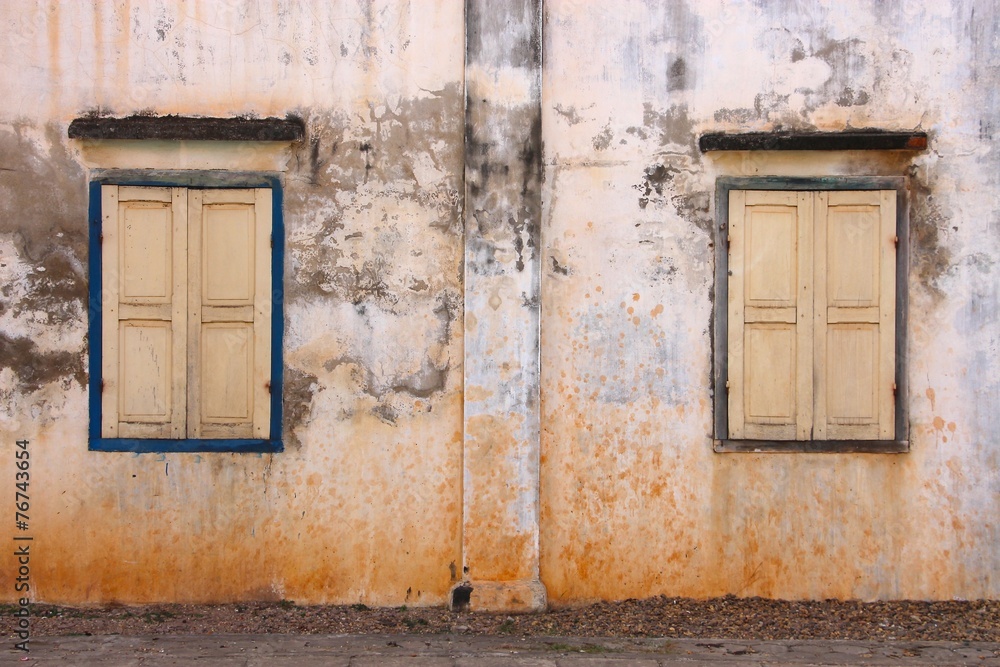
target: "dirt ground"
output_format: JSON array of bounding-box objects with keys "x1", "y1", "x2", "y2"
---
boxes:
[{"x1": 3, "y1": 596, "x2": 998, "y2": 641}]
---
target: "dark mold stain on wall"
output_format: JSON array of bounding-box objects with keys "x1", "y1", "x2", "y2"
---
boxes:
[
  {"x1": 667, "y1": 57, "x2": 687, "y2": 92},
  {"x1": 711, "y1": 19, "x2": 877, "y2": 128},
  {"x1": 671, "y1": 191, "x2": 713, "y2": 234},
  {"x1": 636, "y1": 163, "x2": 681, "y2": 210},
  {"x1": 0, "y1": 333, "x2": 86, "y2": 392},
  {"x1": 465, "y1": 0, "x2": 543, "y2": 278},
  {"x1": 907, "y1": 165, "x2": 954, "y2": 297},
  {"x1": 0, "y1": 124, "x2": 87, "y2": 261},
  {"x1": 637, "y1": 0, "x2": 703, "y2": 99},
  {"x1": 465, "y1": 99, "x2": 543, "y2": 276},
  {"x1": 592, "y1": 124, "x2": 614, "y2": 151},
  {"x1": 0, "y1": 123, "x2": 88, "y2": 392},
  {"x1": 638, "y1": 104, "x2": 696, "y2": 151},
  {"x1": 812, "y1": 37, "x2": 870, "y2": 109},
  {"x1": 282, "y1": 369, "x2": 319, "y2": 450},
  {"x1": 629, "y1": 103, "x2": 712, "y2": 235}
]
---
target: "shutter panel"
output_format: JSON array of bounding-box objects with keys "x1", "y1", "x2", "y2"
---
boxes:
[
  {"x1": 814, "y1": 190, "x2": 896, "y2": 440},
  {"x1": 188, "y1": 189, "x2": 272, "y2": 439},
  {"x1": 728, "y1": 191, "x2": 813, "y2": 440},
  {"x1": 101, "y1": 186, "x2": 187, "y2": 438}
]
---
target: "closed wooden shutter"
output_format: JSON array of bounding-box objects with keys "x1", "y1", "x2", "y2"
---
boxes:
[
  {"x1": 187, "y1": 189, "x2": 272, "y2": 439},
  {"x1": 102, "y1": 186, "x2": 272, "y2": 442},
  {"x1": 728, "y1": 191, "x2": 813, "y2": 440},
  {"x1": 101, "y1": 186, "x2": 187, "y2": 438},
  {"x1": 814, "y1": 190, "x2": 896, "y2": 440},
  {"x1": 727, "y1": 189, "x2": 896, "y2": 442}
]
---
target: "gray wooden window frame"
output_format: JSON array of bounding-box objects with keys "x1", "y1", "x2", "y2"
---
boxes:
[{"x1": 712, "y1": 177, "x2": 909, "y2": 453}]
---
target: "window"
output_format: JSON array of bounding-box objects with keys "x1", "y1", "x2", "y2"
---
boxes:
[
  {"x1": 713, "y1": 178, "x2": 907, "y2": 453},
  {"x1": 89, "y1": 182, "x2": 283, "y2": 452}
]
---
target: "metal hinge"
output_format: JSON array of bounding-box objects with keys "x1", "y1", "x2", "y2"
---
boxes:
[{"x1": 265, "y1": 381, "x2": 271, "y2": 394}]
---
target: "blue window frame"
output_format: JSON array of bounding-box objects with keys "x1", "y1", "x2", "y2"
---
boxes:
[{"x1": 87, "y1": 172, "x2": 284, "y2": 453}]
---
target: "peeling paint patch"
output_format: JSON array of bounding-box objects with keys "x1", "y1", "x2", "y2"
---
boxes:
[
  {"x1": 714, "y1": 107, "x2": 757, "y2": 124},
  {"x1": 11, "y1": 252, "x2": 86, "y2": 324},
  {"x1": 592, "y1": 123, "x2": 613, "y2": 150},
  {"x1": 392, "y1": 359, "x2": 449, "y2": 398},
  {"x1": 553, "y1": 104, "x2": 584, "y2": 125},
  {"x1": 836, "y1": 87, "x2": 871, "y2": 107}
]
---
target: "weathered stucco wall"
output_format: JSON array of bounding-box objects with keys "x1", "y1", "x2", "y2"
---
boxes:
[
  {"x1": 0, "y1": 0, "x2": 465, "y2": 605},
  {"x1": 1, "y1": 0, "x2": 998, "y2": 607},
  {"x1": 540, "y1": 0, "x2": 1000, "y2": 602}
]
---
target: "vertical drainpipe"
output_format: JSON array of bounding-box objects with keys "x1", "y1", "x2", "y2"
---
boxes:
[{"x1": 454, "y1": 0, "x2": 546, "y2": 612}]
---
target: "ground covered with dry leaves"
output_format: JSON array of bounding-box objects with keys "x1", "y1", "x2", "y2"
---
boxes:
[{"x1": 3, "y1": 597, "x2": 999, "y2": 641}]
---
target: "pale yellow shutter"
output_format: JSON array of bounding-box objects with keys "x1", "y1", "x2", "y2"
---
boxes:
[
  {"x1": 814, "y1": 190, "x2": 896, "y2": 440},
  {"x1": 728, "y1": 191, "x2": 813, "y2": 440},
  {"x1": 101, "y1": 186, "x2": 187, "y2": 438},
  {"x1": 187, "y1": 189, "x2": 272, "y2": 439}
]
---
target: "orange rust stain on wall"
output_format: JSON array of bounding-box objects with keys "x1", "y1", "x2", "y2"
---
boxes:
[
  {"x1": 27, "y1": 487, "x2": 282, "y2": 604},
  {"x1": 45, "y1": 1, "x2": 61, "y2": 116},
  {"x1": 283, "y1": 404, "x2": 462, "y2": 604},
  {"x1": 463, "y1": 414, "x2": 536, "y2": 582},
  {"x1": 540, "y1": 336, "x2": 937, "y2": 603},
  {"x1": 3, "y1": 392, "x2": 463, "y2": 605},
  {"x1": 539, "y1": 377, "x2": 706, "y2": 601}
]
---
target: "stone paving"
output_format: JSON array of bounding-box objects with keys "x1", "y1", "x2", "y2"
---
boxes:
[{"x1": 4, "y1": 634, "x2": 1000, "y2": 666}]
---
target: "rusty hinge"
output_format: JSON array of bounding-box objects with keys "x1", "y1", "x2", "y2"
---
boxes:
[
  {"x1": 892, "y1": 382, "x2": 897, "y2": 395},
  {"x1": 893, "y1": 235, "x2": 899, "y2": 247},
  {"x1": 100, "y1": 379, "x2": 105, "y2": 393},
  {"x1": 270, "y1": 234, "x2": 273, "y2": 248},
  {"x1": 99, "y1": 233, "x2": 104, "y2": 244},
  {"x1": 725, "y1": 380, "x2": 730, "y2": 393},
  {"x1": 265, "y1": 380, "x2": 271, "y2": 394}
]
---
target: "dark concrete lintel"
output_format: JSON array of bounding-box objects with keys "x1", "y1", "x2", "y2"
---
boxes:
[
  {"x1": 714, "y1": 439, "x2": 910, "y2": 454},
  {"x1": 69, "y1": 115, "x2": 305, "y2": 142},
  {"x1": 699, "y1": 130, "x2": 927, "y2": 152}
]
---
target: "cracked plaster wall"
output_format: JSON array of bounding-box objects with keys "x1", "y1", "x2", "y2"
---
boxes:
[
  {"x1": 0, "y1": 0, "x2": 464, "y2": 605},
  {"x1": 540, "y1": 0, "x2": 1000, "y2": 602}
]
